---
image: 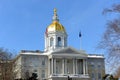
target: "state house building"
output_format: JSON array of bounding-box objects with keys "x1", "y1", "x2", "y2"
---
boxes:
[{"x1": 13, "y1": 9, "x2": 105, "y2": 80}]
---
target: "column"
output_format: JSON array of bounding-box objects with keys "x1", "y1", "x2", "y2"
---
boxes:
[
  {"x1": 54, "y1": 58, "x2": 56, "y2": 74},
  {"x1": 83, "y1": 59, "x2": 86, "y2": 75},
  {"x1": 62, "y1": 37, "x2": 64, "y2": 48},
  {"x1": 75, "y1": 59, "x2": 78, "y2": 74},
  {"x1": 49, "y1": 59, "x2": 51, "y2": 75},
  {"x1": 63, "y1": 37, "x2": 65, "y2": 47},
  {"x1": 62, "y1": 59, "x2": 65, "y2": 74},
  {"x1": 45, "y1": 36, "x2": 46, "y2": 49},
  {"x1": 73, "y1": 59, "x2": 75, "y2": 74},
  {"x1": 55, "y1": 36, "x2": 57, "y2": 48},
  {"x1": 54, "y1": 36, "x2": 57, "y2": 49},
  {"x1": 51, "y1": 58, "x2": 54, "y2": 74},
  {"x1": 65, "y1": 59, "x2": 67, "y2": 74},
  {"x1": 86, "y1": 59, "x2": 88, "y2": 74}
]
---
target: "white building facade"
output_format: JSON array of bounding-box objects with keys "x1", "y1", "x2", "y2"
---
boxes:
[{"x1": 13, "y1": 9, "x2": 105, "y2": 80}]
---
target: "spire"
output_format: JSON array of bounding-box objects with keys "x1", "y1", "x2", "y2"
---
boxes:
[{"x1": 52, "y1": 8, "x2": 59, "y2": 22}]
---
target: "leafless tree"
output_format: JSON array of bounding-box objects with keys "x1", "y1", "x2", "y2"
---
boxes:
[
  {"x1": 103, "y1": 4, "x2": 120, "y2": 14},
  {"x1": 0, "y1": 48, "x2": 15, "y2": 80},
  {"x1": 114, "y1": 67, "x2": 120, "y2": 78},
  {"x1": 98, "y1": 4, "x2": 120, "y2": 78}
]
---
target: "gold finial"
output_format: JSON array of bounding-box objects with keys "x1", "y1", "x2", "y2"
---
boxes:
[
  {"x1": 54, "y1": 8, "x2": 57, "y2": 12},
  {"x1": 53, "y1": 8, "x2": 59, "y2": 21},
  {"x1": 54, "y1": 8, "x2": 57, "y2": 14}
]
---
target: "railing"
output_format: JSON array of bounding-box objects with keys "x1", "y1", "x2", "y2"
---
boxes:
[{"x1": 49, "y1": 74, "x2": 89, "y2": 78}]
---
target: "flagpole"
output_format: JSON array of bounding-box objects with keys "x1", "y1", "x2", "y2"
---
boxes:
[
  {"x1": 80, "y1": 36, "x2": 82, "y2": 50},
  {"x1": 79, "y1": 31, "x2": 82, "y2": 50}
]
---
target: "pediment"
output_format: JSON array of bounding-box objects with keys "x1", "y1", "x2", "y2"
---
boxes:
[{"x1": 50, "y1": 47, "x2": 88, "y2": 57}]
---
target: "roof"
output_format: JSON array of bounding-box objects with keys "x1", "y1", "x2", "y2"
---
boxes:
[
  {"x1": 47, "y1": 47, "x2": 88, "y2": 58},
  {"x1": 88, "y1": 54, "x2": 104, "y2": 58}
]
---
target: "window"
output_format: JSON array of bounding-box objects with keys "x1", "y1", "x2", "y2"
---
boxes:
[
  {"x1": 50, "y1": 37, "x2": 53, "y2": 47},
  {"x1": 25, "y1": 70, "x2": 29, "y2": 79},
  {"x1": 42, "y1": 58, "x2": 45, "y2": 66},
  {"x1": 98, "y1": 73, "x2": 101, "y2": 79},
  {"x1": 56, "y1": 66, "x2": 58, "y2": 74},
  {"x1": 98, "y1": 65, "x2": 101, "y2": 68},
  {"x1": 41, "y1": 70, "x2": 45, "y2": 78},
  {"x1": 92, "y1": 73, "x2": 95, "y2": 80},
  {"x1": 58, "y1": 37, "x2": 62, "y2": 46},
  {"x1": 92, "y1": 73, "x2": 94, "y2": 78},
  {"x1": 67, "y1": 60, "x2": 70, "y2": 74},
  {"x1": 91, "y1": 65, "x2": 95, "y2": 68}
]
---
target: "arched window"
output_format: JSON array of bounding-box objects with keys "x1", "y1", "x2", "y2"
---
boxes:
[
  {"x1": 50, "y1": 37, "x2": 53, "y2": 47},
  {"x1": 58, "y1": 37, "x2": 62, "y2": 47}
]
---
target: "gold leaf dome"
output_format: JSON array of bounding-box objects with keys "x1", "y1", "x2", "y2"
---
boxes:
[
  {"x1": 47, "y1": 21, "x2": 65, "y2": 32},
  {"x1": 46, "y1": 8, "x2": 66, "y2": 33}
]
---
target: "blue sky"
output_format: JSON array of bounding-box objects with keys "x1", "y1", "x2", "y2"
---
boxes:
[{"x1": 0, "y1": 0, "x2": 120, "y2": 54}]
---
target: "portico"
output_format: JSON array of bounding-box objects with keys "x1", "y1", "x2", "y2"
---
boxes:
[
  {"x1": 49, "y1": 58, "x2": 88, "y2": 75},
  {"x1": 47, "y1": 47, "x2": 89, "y2": 80}
]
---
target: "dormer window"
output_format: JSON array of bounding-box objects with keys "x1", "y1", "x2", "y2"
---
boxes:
[{"x1": 58, "y1": 37, "x2": 62, "y2": 47}]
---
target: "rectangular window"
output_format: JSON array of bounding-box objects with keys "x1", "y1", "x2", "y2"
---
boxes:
[
  {"x1": 92, "y1": 73, "x2": 94, "y2": 78},
  {"x1": 98, "y1": 65, "x2": 101, "y2": 68},
  {"x1": 98, "y1": 73, "x2": 101, "y2": 79},
  {"x1": 56, "y1": 66, "x2": 58, "y2": 74},
  {"x1": 91, "y1": 65, "x2": 95, "y2": 68},
  {"x1": 92, "y1": 73, "x2": 95, "y2": 80},
  {"x1": 42, "y1": 58, "x2": 45, "y2": 66},
  {"x1": 41, "y1": 70, "x2": 45, "y2": 78}
]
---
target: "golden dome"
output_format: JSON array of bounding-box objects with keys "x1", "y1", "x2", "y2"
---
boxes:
[
  {"x1": 47, "y1": 21, "x2": 65, "y2": 32},
  {"x1": 46, "y1": 8, "x2": 66, "y2": 33}
]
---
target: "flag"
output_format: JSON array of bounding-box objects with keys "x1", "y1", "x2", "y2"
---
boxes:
[{"x1": 79, "y1": 31, "x2": 82, "y2": 37}]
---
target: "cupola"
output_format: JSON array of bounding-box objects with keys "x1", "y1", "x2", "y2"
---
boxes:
[
  {"x1": 46, "y1": 8, "x2": 66, "y2": 33},
  {"x1": 44, "y1": 9, "x2": 67, "y2": 52}
]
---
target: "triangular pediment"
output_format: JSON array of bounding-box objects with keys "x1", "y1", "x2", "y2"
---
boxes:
[{"x1": 50, "y1": 47, "x2": 88, "y2": 57}]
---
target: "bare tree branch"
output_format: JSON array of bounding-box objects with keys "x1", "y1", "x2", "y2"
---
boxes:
[
  {"x1": 99, "y1": 4, "x2": 120, "y2": 78},
  {"x1": 0, "y1": 48, "x2": 15, "y2": 80},
  {"x1": 103, "y1": 4, "x2": 120, "y2": 14}
]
